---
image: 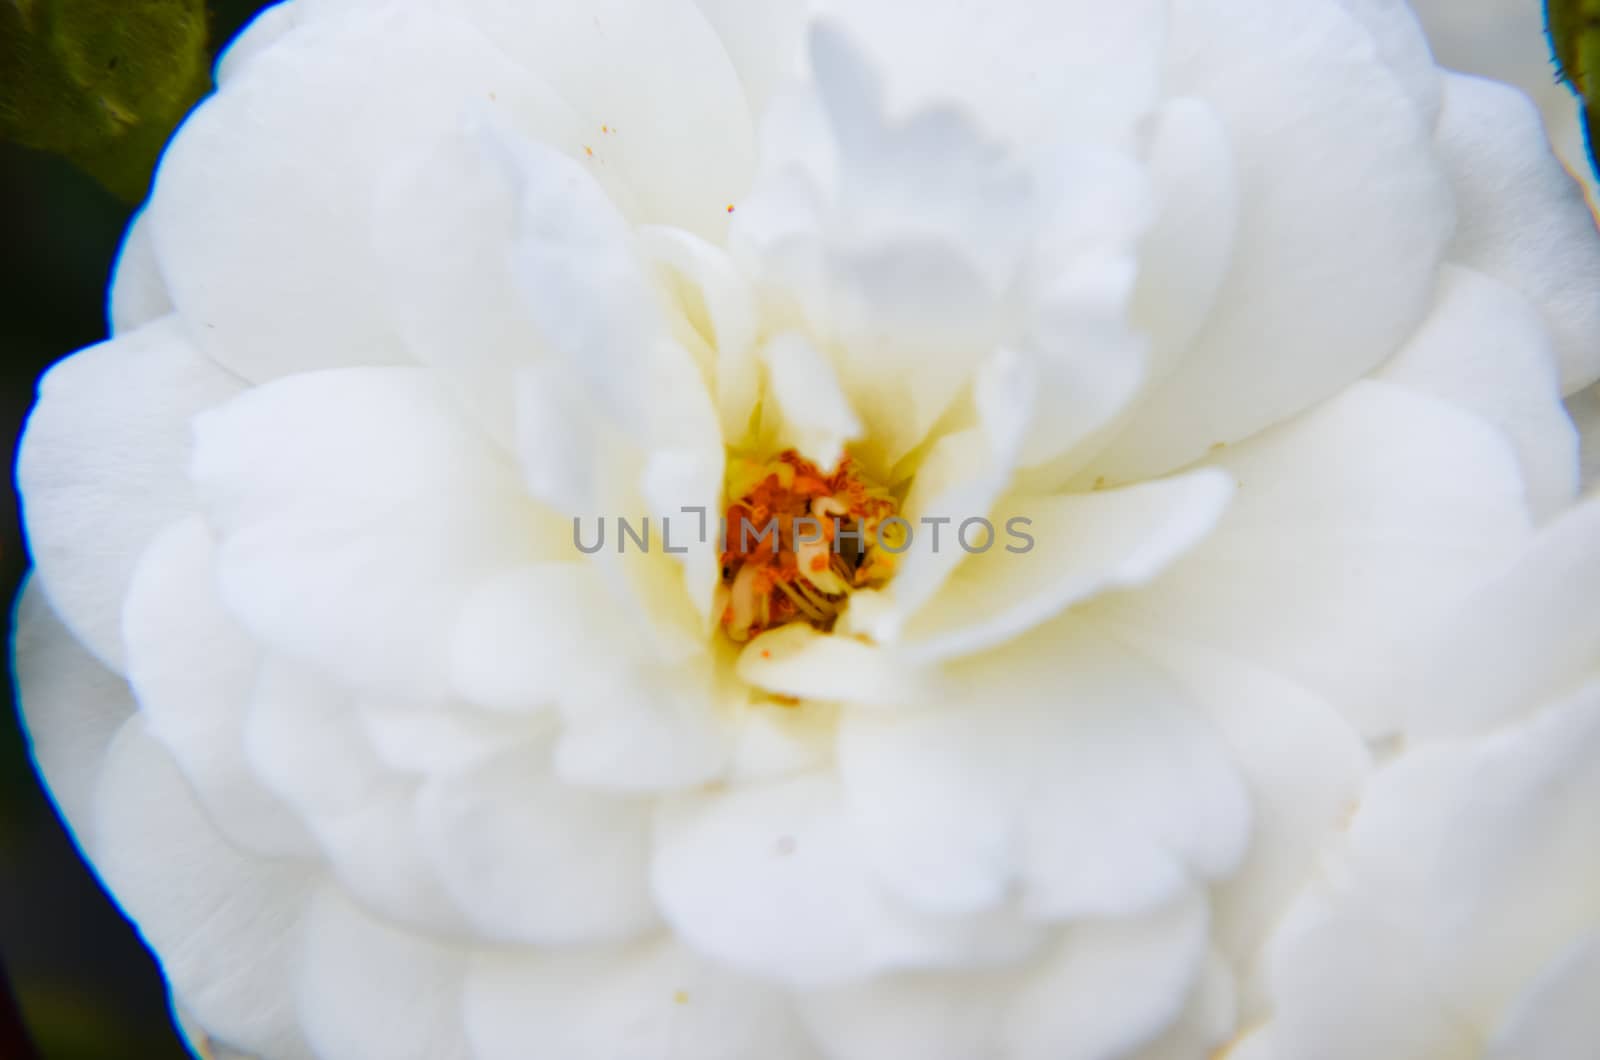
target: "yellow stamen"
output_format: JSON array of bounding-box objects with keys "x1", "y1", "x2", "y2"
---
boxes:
[{"x1": 718, "y1": 449, "x2": 899, "y2": 642}]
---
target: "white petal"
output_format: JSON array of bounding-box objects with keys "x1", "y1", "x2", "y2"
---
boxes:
[
  {"x1": 192, "y1": 367, "x2": 544, "y2": 701},
  {"x1": 464, "y1": 938, "x2": 816, "y2": 1060},
  {"x1": 798, "y1": 966, "x2": 1006, "y2": 1060},
  {"x1": 494, "y1": 128, "x2": 721, "y2": 457},
  {"x1": 107, "y1": 209, "x2": 171, "y2": 334},
  {"x1": 858, "y1": 349, "x2": 1034, "y2": 641},
  {"x1": 1487, "y1": 933, "x2": 1600, "y2": 1060},
  {"x1": 12, "y1": 579, "x2": 136, "y2": 848},
  {"x1": 1261, "y1": 681, "x2": 1600, "y2": 1060},
  {"x1": 553, "y1": 660, "x2": 731, "y2": 793},
  {"x1": 652, "y1": 773, "x2": 1043, "y2": 986},
  {"x1": 458, "y1": 0, "x2": 757, "y2": 239},
  {"x1": 691, "y1": 0, "x2": 809, "y2": 116},
  {"x1": 91, "y1": 717, "x2": 317, "y2": 1059},
  {"x1": 808, "y1": 0, "x2": 1167, "y2": 150},
  {"x1": 1123, "y1": 636, "x2": 1371, "y2": 974},
  {"x1": 638, "y1": 225, "x2": 763, "y2": 446},
  {"x1": 372, "y1": 91, "x2": 590, "y2": 448},
  {"x1": 1011, "y1": 144, "x2": 1153, "y2": 479},
  {"x1": 18, "y1": 316, "x2": 244, "y2": 670},
  {"x1": 295, "y1": 887, "x2": 471, "y2": 1060},
  {"x1": 801, "y1": 895, "x2": 1211, "y2": 1060},
  {"x1": 733, "y1": 27, "x2": 1056, "y2": 469},
  {"x1": 1089, "y1": 0, "x2": 1454, "y2": 480},
  {"x1": 1127, "y1": 98, "x2": 1239, "y2": 389},
  {"x1": 838, "y1": 621, "x2": 1250, "y2": 922},
  {"x1": 1004, "y1": 895, "x2": 1211, "y2": 1060},
  {"x1": 1571, "y1": 381, "x2": 1600, "y2": 492},
  {"x1": 1371, "y1": 493, "x2": 1600, "y2": 741},
  {"x1": 1330, "y1": 0, "x2": 1442, "y2": 125},
  {"x1": 512, "y1": 358, "x2": 622, "y2": 518},
  {"x1": 1215, "y1": 1028, "x2": 1278, "y2": 1060},
  {"x1": 493, "y1": 127, "x2": 725, "y2": 619},
  {"x1": 1377, "y1": 265, "x2": 1576, "y2": 520},
  {"x1": 146, "y1": 2, "x2": 531, "y2": 380},
  {"x1": 896, "y1": 469, "x2": 1234, "y2": 664},
  {"x1": 759, "y1": 333, "x2": 862, "y2": 468},
  {"x1": 1098, "y1": 381, "x2": 1531, "y2": 733},
  {"x1": 449, "y1": 564, "x2": 607, "y2": 714},
  {"x1": 212, "y1": 0, "x2": 318, "y2": 87},
  {"x1": 1433, "y1": 72, "x2": 1600, "y2": 393},
  {"x1": 1409, "y1": 0, "x2": 1596, "y2": 197},
  {"x1": 415, "y1": 743, "x2": 657, "y2": 945},
  {"x1": 123, "y1": 517, "x2": 312, "y2": 855},
  {"x1": 1135, "y1": 948, "x2": 1239, "y2": 1060},
  {"x1": 737, "y1": 623, "x2": 929, "y2": 709},
  {"x1": 245, "y1": 661, "x2": 467, "y2": 935},
  {"x1": 725, "y1": 698, "x2": 839, "y2": 782},
  {"x1": 356, "y1": 696, "x2": 538, "y2": 776}
]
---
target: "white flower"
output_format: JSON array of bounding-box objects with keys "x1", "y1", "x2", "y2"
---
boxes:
[
  {"x1": 1234, "y1": 495, "x2": 1600, "y2": 1060},
  {"x1": 12, "y1": 2, "x2": 1600, "y2": 1058}
]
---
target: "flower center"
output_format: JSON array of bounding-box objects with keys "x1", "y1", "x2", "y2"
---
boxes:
[{"x1": 718, "y1": 450, "x2": 901, "y2": 642}]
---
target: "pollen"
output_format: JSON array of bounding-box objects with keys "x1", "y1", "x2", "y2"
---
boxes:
[{"x1": 718, "y1": 449, "x2": 899, "y2": 643}]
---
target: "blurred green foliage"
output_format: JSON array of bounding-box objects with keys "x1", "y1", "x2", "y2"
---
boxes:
[
  {"x1": 1549, "y1": 0, "x2": 1600, "y2": 174},
  {"x1": 0, "y1": 0, "x2": 210, "y2": 201}
]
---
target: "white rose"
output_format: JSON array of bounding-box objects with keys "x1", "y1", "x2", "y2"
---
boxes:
[
  {"x1": 13, "y1": 2, "x2": 1600, "y2": 1058},
  {"x1": 1235, "y1": 494, "x2": 1600, "y2": 1060}
]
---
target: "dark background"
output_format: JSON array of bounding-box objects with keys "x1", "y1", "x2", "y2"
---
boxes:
[{"x1": 2, "y1": 2, "x2": 275, "y2": 1055}]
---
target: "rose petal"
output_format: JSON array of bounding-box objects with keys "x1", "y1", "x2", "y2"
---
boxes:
[
  {"x1": 147, "y1": 2, "x2": 534, "y2": 380},
  {"x1": 107, "y1": 209, "x2": 171, "y2": 334},
  {"x1": 653, "y1": 773, "x2": 1044, "y2": 986},
  {"x1": 123, "y1": 517, "x2": 313, "y2": 855},
  {"x1": 1260, "y1": 680, "x2": 1600, "y2": 1060},
  {"x1": 1486, "y1": 933, "x2": 1600, "y2": 1060},
  {"x1": 1433, "y1": 72, "x2": 1600, "y2": 394},
  {"x1": 1569, "y1": 382, "x2": 1600, "y2": 491},
  {"x1": 1121, "y1": 636, "x2": 1371, "y2": 976},
  {"x1": 894, "y1": 469, "x2": 1233, "y2": 664},
  {"x1": 801, "y1": 894, "x2": 1211, "y2": 1060},
  {"x1": 759, "y1": 332, "x2": 863, "y2": 469},
  {"x1": 1369, "y1": 493, "x2": 1600, "y2": 741},
  {"x1": 18, "y1": 316, "x2": 244, "y2": 671},
  {"x1": 1098, "y1": 381, "x2": 1532, "y2": 733},
  {"x1": 1377, "y1": 265, "x2": 1576, "y2": 520},
  {"x1": 458, "y1": 0, "x2": 756, "y2": 239},
  {"x1": 838, "y1": 620, "x2": 1249, "y2": 921},
  {"x1": 691, "y1": 0, "x2": 809, "y2": 116},
  {"x1": 415, "y1": 743, "x2": 658, "y2": 945},
  {"x1": 854, "y1": 348, "x2": 1034, "y2": 640},
  {"x1": 91, "y1": 718, "x2": 318, "y2": 1059},
  {"x1": 192, "y1": 367, "x2": 546, "y2": 701},
  {"x1": 808, "y1": 0, "x2": 1167, "y2": 150},
  {"x1": 638, "y1": 225, "x2": 763, "y2": 446},
  {"x1": 295, "y1": 887, "x2": 471, "y2": 1060},
  {"x1": 245, "y1": 661, "x2": 467, "y2": 935},
  {"x1": 1087, "y1": 0, "x2": 1454, "y2": 480},
  {"x1": 11, "y1": 580, "x2": 136, "y2": 847},
  {"x1": 464, "y1": 938, "x2": 815, "y2": 1060}
]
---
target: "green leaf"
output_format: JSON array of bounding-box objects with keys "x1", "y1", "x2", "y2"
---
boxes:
[
  {"x1": 1548, "y1": 0, "x2": 1600, "y2": 178},
  {"x1": 0, "y1": 0, "x2": 210, "y2": 202}
]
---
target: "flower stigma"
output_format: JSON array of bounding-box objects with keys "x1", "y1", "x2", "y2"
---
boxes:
[{"x1": 718, "y1": 450, "x2": 902, "y2": 643}]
